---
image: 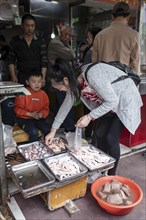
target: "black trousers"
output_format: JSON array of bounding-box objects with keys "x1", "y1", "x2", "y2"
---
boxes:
[
  {"x1": 17, "y1": 118, "x2": 51, "y2": 143},
  {"x1": 91, "y1": 113, "x2": 124, "y2": 175}
]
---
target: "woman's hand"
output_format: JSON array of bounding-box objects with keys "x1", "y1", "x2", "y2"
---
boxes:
[
  {"x1": 45, "y1": 128, "x2": 57, "y2": 145},
  {"x1": 76, "y1": 114, "x2": 92, "y2": 128}
]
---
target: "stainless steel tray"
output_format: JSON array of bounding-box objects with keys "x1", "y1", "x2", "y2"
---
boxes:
[
  {"x1": 17, "y1": 141, "x2": 54, "y2": 161},
  {"x1": 10, "y1": 160, "x2": 56, "y2": 195},
  {"x1": 47, "y1": 137, "x2": 68, "y2": 154},
  {"x1": 43, "y1": 152, "x2": 88, "y2": 182},
  {"x1": 70, "y1": 144, "x2": 116, "y2": 172}
]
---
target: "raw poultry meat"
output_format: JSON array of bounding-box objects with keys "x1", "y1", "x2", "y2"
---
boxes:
[
  {"x1": 107, "y1": 193, "x2": 123, "y2": 205},
  {"x1": 18, "y1": 141, "x2": 52, "y2": 161},
  {"x1": 47, "y1": 137, "x2": 68, "y2": 153},
  {"x1": 71, "y1": 145, "x2": 111, "y2": 170},
  {"x1": 45, "y1": 155, "x2": 81, "y2": 181},
  {"x1": 97, "y1": 179, "x2": 133, "y2": 205}
]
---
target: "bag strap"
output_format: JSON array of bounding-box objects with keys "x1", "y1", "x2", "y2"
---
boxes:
[
  {"x1": 84, "y1": 61, "x2": 130, "y2": 84},
  {"x1": 84, "y1": 61, "x2": 105, "y2": 81},
  {"x1": 111, "y1": 75, "x2": 129, "y2": 84}
]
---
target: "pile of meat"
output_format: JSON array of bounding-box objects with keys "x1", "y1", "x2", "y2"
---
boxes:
[
  {"x1": 97, "y1": 180, "x2": 133, "y2": 205},
  {"x1": 48, "y1": 137, "x2": 68, "y2": 153},
  {"x1": 45, "y1": 155, "x2": 81, "y2": 181},
  {"x1": 71, "y1": 145, "x2": 111, "y2": 170},
  {"x1": 18, "y1": 142, "x2": 52, "y2": 161}
]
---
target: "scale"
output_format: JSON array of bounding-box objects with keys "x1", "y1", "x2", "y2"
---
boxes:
[
  {"x1": 0, "y1": 81, "x2": 30, "y2": 205},
  {"x1": 0, "y1": 81, "x2": 30, "y2": 97}
]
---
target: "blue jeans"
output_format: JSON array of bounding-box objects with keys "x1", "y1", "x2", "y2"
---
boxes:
[
  {"x1": 17, "y1": 118, "x2": 51, "y2": 142},
  {"x1": 56, "y1": 91, "x2": 75, "y2": 132}
]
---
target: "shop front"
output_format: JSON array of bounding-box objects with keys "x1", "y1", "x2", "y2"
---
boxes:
[{"x1": 0, "y1": 0, "x2": 146, "y2": 215}]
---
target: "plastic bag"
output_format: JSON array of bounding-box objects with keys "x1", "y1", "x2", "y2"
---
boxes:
[
  {"x1": 65, "y1": 127, "x2": 82, "y2": 152},
  {"x1": 2, "y1": 123, "x2": 17, "y2": 156}
]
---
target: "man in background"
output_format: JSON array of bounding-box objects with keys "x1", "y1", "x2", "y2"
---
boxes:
[
  {"x1": 48, "y1": 25, "x2": 75, "y2": 133},
  {"x1": 48, "y1": 25, "x2": 75, "y2": 65},
  {"x1": 8, "y1": 13, "x2": 48, "y2": 86},
  {"x1": 92, "y1": 2, "x2": 140, "y2": 74},
  {"x1": 0, "y1": 34, "x2": 15, "y2": 126},
  {"x1": 0, "y1": 34, "x2": 9, "y2": 81}
]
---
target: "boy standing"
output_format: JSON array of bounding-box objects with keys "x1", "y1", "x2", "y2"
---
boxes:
[{"x1": 14, "y1": 71, "x2": 51, "y2": 142}]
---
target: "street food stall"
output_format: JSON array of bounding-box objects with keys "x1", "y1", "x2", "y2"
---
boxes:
[
  {"x1": 7, "y1": 139, "x2": 115, "y2": 212},
  {"x1": 0, "y1": 0, "x2": 146, "y2": 217}
]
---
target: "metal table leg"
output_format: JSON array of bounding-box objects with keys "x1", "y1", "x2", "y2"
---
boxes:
[{"x1": 0, "y1": 103, "x2": 8, "y2": 205}]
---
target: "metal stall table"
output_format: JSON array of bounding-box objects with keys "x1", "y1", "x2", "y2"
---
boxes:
[
  {"x1": 0, "y1": 81, "x2": 30, "y2": 205},
  {"x1": 8, "y1": 143, "x2": 115, "y2": 214}
]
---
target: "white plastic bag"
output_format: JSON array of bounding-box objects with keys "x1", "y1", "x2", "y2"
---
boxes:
[
  {"x1": 65, "y1": 127, "x2": 82, "y2": 152},
  {"x1": 2, "y1": 123, "x2": 17, "y2": 156}
]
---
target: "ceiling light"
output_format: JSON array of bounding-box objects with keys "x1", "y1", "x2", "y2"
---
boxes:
[{"x1": 51, "y1": 1, "x2": 58, "y2": 4}]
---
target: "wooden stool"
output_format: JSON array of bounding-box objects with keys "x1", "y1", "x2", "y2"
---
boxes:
[{"x1": 12, "y1": 124, "x2": 42, "y2": 143}]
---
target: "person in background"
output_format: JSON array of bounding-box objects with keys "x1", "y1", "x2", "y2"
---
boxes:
[
  {"x1": 83, "y1": 27, "x2": 101, "y2": 65},
  {"x1": 8, "y1": 14, "x2": 48, "y2": 86},
  {"x1": 0, "y1": 34, "x2": 16, "y2": 126},
  {"x1": 14, "y1": 71, "x2": 51, "y2": 142},
  {"x1": 48, "y1": 25, "x2": 75, "y2": 133},
  {"x1": 48, "y1": 25, "x2": 75, "y2": 65},
  {"x1": 78, "y1": 41, "x2": 88, "y2": 63},
  {"x1": 45, "y1": 59, "x2": 142, "y2": 176},
  {"x1": 0, "y1": 34, "x2": 9, "y2": 80},
  {"x1": 82, "y1": 27, "x2": 101, "y2": 141},
  {"x1": 92, "y1": 2, "x2": 140, "y2": 74}
]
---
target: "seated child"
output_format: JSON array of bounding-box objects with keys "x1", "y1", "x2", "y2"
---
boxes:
[{"x1": 14, "y1": 71, "x2": 51, "y2": 142}]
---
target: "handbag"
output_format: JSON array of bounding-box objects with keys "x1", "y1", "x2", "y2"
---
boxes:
[{"x1": 84, "y1": 61, "x2": 141, "y2": 86}]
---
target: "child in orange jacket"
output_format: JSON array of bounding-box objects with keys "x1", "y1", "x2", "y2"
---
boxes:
[{"x1": 14, "y1": 71, "x2": 51, "y2": 142}]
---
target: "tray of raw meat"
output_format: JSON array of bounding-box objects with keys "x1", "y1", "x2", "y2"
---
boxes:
[
  {"x1": 47, "y1": 137, "x2": 68, "y2": 154},
  {"x1": 70, "y1": 144, "x2": 116, "y2": 172},
  {"x1": 17, "y1": 141, "x2": 54, "y2": 161},
  {"x1": 43, "y1": 152, "x2": 88, "y2": 182}
]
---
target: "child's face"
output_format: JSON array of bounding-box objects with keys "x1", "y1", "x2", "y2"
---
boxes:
[{"x1": 26, "y1": 75, "x2": 42, "y2": 91}]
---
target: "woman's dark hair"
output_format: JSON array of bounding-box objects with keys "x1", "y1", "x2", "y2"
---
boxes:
[
  {"x1": 87, "y1": 27, "x2": 102, "y2": 41},
  {"x1": 47, "y1": 58, "x2": 80, "y2": 100}
]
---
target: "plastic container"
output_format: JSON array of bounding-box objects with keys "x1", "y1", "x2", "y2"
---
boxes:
[{"x1": 91, "y1": 175, "x2": 143, "y2": 215}]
